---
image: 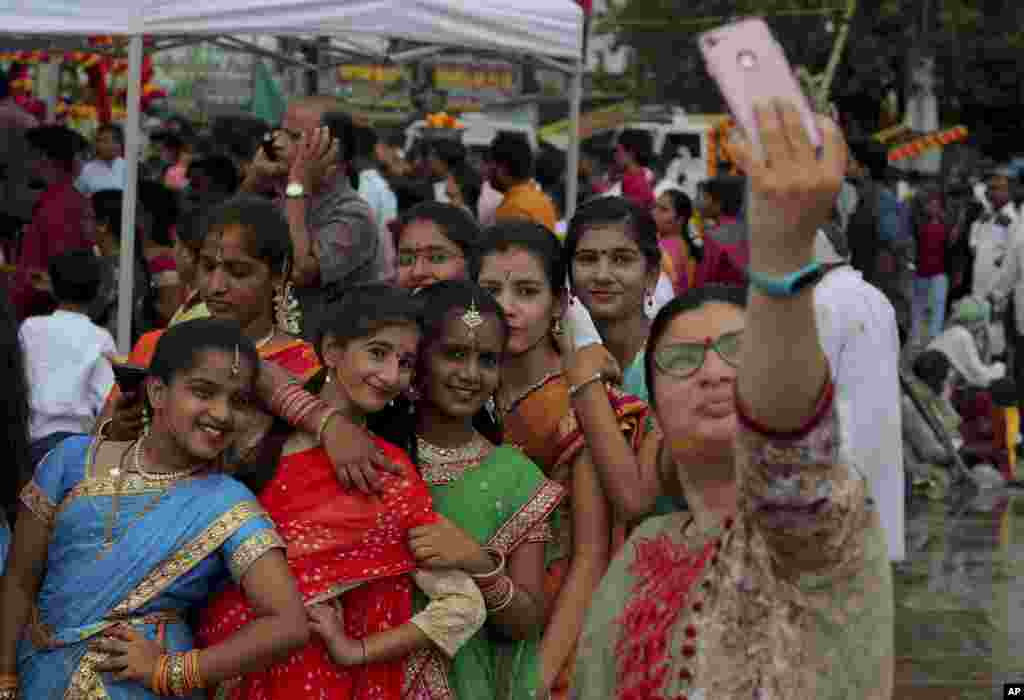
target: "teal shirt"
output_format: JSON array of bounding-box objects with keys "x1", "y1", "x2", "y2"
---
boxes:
[
  {"x1": 622, "y1": 351, "x2": 648, "y2": 402},
  {"x1": 623, "y1": 352, "x2": 688, "y2": 516}
]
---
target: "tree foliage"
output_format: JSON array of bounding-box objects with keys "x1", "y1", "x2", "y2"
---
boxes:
[{"x1": 602, "y1": 0, "x2": 1024, "y2": 155}]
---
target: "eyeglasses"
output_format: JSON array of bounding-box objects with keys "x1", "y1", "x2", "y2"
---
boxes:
[
  {"x1": 397, "y1": 248, "x2": 463, "y2": 268},
  {"x1": 653, "y1": 331, "x2": 743, "y2": 378}
]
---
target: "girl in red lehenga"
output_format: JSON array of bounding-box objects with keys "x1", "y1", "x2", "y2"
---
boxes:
[{"x1": 198, "y1": 284, "x2": 485, "y2": 700}]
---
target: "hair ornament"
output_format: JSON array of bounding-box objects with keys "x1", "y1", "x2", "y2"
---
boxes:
[{"x1": 461, "y1": 297, "x2": 484, "y2": 334}]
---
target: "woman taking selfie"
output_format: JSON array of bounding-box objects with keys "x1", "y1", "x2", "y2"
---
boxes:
[
  {"x1": 0, "y1": 319, "x2": 309, "y2": 699},
  {"x1": 573, "y1": 104, "x2": 893, "y2": 700}
]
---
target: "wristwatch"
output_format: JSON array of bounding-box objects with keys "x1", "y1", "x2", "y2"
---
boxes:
[
  {"x1": 285, "y1": 182, "x2": 307, "y2": 199},
  {"x1": 746, "y1": 261, "x2": 825, "y2": 297}
]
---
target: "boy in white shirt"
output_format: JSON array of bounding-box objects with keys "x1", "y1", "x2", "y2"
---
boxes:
[{"x1": 21, "y1": 249, "x2": 116, "y2": 464}]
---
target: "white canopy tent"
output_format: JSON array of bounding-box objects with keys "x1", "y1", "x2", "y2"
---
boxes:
[{"x1": 0, "y1": 0, "x2": 585, "y2": 350}]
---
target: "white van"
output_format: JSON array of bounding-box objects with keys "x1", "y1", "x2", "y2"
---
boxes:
[{"x1": 404, "y1": 113, "x2": 539, "y2": 167}]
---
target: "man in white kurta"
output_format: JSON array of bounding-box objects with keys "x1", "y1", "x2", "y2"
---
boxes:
[
  {"x1": 970, "y1": 172, "x2": 1018, "y2": 301},
  {"x1": 814, "y1": 230, "x2": 906, "y2": 561}
]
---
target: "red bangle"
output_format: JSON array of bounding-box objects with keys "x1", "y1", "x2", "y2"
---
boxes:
[
  {"x1": 269, "y1": 381, "x2": 301, "y2": 416},
  {"x1": 735, "y1": 378, "x2": 834, "y2": 440}
]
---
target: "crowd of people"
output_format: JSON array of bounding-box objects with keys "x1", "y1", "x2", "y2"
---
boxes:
[{"x1": 0, "y1": 74, "x2": 1018, "y2": 700}]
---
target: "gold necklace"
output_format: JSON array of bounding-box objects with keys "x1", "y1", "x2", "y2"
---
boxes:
[
  {"x1": 416, "y1": 432, "x2": 491, "y2": 485},
  {"x1": 99, "y1": 440, "x2": 203, "y2": 558},
  {"x1": 132, "y1": 438, "x2": 207, "y2": 482},
  {"x1": 255, "y1": 326, "x2": 277, "y2": 349},
  {"x1": 497, "y1": 371, "x2": 561, "y2": 418}
]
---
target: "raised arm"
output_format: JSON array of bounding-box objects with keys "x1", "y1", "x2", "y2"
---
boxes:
[
  {"x1": 252, "y1": 357, "x2": 401, "y2": 492},
  {"x1": 561, "y1": 343, "x2": 661, "y2": 523},
  {"x1": 735, "y1": 102, "x2": 839, "y2": 431},
  {"x1": 731, "y1": 104, "x2": 879, "y2": 574}
]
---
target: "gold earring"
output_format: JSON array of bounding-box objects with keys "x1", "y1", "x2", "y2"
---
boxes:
[
  {"x1": 274, "y1": 281, "x2": 302, "y2": 335},
  {"x1": 552, "y1": 317, "x2": 563, "y2": 336}
]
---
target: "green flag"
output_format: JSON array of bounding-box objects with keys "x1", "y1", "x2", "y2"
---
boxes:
[{"x1": 248, "y1": 60, "x2": 285, "y2": 125}]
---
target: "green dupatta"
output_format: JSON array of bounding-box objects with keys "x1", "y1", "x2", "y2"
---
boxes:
[{"x1": 420, "y1": 445, "x2": 563, "y2": 700}]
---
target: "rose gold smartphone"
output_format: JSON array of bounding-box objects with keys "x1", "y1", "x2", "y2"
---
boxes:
[{"x1": 698, "y1": 17, "x2": 821, "y2": 160}]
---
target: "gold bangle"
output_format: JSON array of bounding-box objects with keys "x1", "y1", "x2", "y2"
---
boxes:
[
  {"x1": 189, "y1": 649, "x2": 205, "y2": 692},
  {"x1": 0, "y1": 690, "x2": 17, "y2": 700},
  {"x1": 170, "y1": 653, "x2": 187, "y2": 696},
  {"x1": 470, "y1": 547, "x2": 506, "y2": 587},
  {"x1": 94, "y1": 417, "x2": 114, "y2": 440},
  {"x1": 317, "y1": 407, "x2": 341, "y2": 444},
  {"x1": 568, "y1": 372, "x2": 603, "y2": 399},
  {"x1": 153, "y1": 655, "x2": 170, "y2": 696},
  {"x1": 360, "y1": 638, "x2": 368, "y2": 666},
  {"x1": 489, "y1": 579, "x2": 517, "y2": 613}
]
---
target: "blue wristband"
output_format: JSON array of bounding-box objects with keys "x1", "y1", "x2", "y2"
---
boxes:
[{"x1": 746, "y1": 262, "x2": 825, "y2": 297}]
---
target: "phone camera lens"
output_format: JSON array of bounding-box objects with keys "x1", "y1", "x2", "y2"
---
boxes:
[{"x1": 737, "y1": 50, "x2": 758, "y2": 70}]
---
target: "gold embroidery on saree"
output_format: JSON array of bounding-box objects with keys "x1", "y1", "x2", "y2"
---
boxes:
[
  {"x1": 488, "y1": 479, "x2": 564, "y2": 555},
  {"x1": 228, "y1": 530, "x2": 286, "y2": 581},
  {"x1": 306, "y1": 579, "x2": 370, "y2": 606},
  {"x1": 64, "y1": 650, "x2": 110, "y2": 700},
  {"x1": 403, "y1": 647, "x2": 455, "y2": 700},
  {"x1": 60, "y1": 475, "x2": 169, "y2": 513},
  {"x1": 110, "y1": 501, "x2": 268, "y2": 616}
]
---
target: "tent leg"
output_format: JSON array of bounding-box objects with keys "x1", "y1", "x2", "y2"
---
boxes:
[
  {"x1": 564, "y1": 61, "x2": 583, "y2": 222},
  {"x1": 117, "y1": 36, "x2": 144, "y2": 353}
]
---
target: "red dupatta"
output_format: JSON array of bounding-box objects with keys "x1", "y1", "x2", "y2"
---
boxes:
[
  {"x1": 197, "y1": 437, "x2": 437, "y2": 700},
  {"x1": 262, "y1": 340, "x2": 321, "y2": 384}
]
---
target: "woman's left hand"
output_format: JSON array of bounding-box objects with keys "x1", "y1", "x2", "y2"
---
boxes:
[
  {"x1": 564, "y1": 344, "x2": 622, "y2": 390},
  {"x1": 731, "y1": 102, "x2": 847, "y2": 263},
  {"x1": 409, "y1": 515, "x2": 491, "y2": 573},
  {"x1": 309, "y1": 602, "x2": 365, "y2": 667},
  {"x1": 89, "y1": 625, "x2": 162, "y2": 686}
]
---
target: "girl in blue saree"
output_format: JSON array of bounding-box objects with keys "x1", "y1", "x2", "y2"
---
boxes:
[{"x1": 0, "y1": 318, "x2": 308, "y2": 700}]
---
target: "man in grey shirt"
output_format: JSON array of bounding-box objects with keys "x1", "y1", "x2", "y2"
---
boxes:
[{"x1": 241, "y1": 97, "x2": 393, "y2": 331}]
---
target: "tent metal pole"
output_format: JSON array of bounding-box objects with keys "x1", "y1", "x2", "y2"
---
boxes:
[
  {"x1": 217, "y1": 36, "x2": 318, "y2": 71},
  {"x1": 563, "y1": 8, "x2": 587, "y2": 221},
  {"x1": 389, "y1": 45, "x2": 447, "y2": 64},
  {"x1": 531, "y1": 55, "x2": 574, "y2": 75},
  {"x1": 564, "y1": 59, "x2": 583, "y2": 221},
  {"x1": 116, "y1": 35, "x2": 143, "y2": 353}
]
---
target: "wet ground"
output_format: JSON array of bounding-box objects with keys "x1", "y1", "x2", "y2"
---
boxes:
[{"x1": 895, "y1": 486, "x2": 1024, "y2": 698}]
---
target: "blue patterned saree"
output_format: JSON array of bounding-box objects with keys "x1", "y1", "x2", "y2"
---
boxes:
[{"x1": 15, "y1": 436, "x2": 284, "y2": 700}]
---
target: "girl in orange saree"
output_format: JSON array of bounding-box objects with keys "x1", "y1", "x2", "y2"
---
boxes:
[
  {"x1": 100, "y1": 195, "x2": 320, "y2": 444},
  {"x1": 475, "y1": 222, "x2": 653, "y2": 700},
  {"x1": 198, "y1": 284, "x2": 485, "y2": 700}
]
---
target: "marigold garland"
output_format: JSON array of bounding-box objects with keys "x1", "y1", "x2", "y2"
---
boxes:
[
  {"x1": 707, "y1": 118, "x2": 738, "y2": 178},
  {"x1": 887, "y1": 126, "x2": 968, "y2": 162},
  {"x1": 1, "y1": 37, "x2": 167, "y2": 126}
]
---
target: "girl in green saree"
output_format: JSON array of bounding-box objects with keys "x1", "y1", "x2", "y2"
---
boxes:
[{"x1": 372, "y1": 280, "x2": 564, "y2": 700}]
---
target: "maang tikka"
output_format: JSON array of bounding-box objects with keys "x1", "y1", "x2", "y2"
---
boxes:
[
  {"x1": 231, "y1": 344, "x2": 241, "y2": 377},
  {"x1": 461, "y1": 297, "x2": 484, "y2": 338}
]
